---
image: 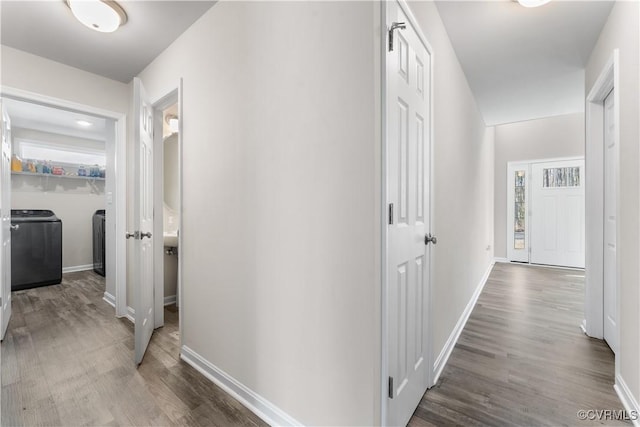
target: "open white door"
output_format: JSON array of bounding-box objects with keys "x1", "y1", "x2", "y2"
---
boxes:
[
  {"x1": 386, "y1": 1, "x2": 432, "y2": 425},
  {"x1": 1, "y1": 99, "x2": 12, "y2": 340},
  {"x1": 133, "y1": 78, "x2": 155, "y2": 365}
]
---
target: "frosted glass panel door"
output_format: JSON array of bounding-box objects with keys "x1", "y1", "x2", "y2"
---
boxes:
[{"x1": 507, "y1": 162, "x2": 529, "y2": 262}]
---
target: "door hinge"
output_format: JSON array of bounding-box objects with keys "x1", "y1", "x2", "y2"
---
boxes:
[
  {"x1": 388, "y1": 376, "x2": 394, "y2": 399},
  {"x1": 389, "y1": 203, "x2": 394, "y2": 225},
  {"x1": 388, "y1": 22, "x2": 407, "y2": 52}
]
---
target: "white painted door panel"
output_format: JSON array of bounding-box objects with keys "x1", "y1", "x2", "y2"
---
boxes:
[
  {"x1": 133, "y1": 78, "x2": 155, "y2": 365},
  {"x1": 603, "y1": 89, "x2": 617, "y2": 353},
  {"x1": 0, "y1": 100, "x2": 11, "y2": 340},
  {"x1": 387, "y1": 2, "x2": 431, "y2": 426},
  {"x1": 530, "y1": 159, "x2": 585, "y2": 268}
]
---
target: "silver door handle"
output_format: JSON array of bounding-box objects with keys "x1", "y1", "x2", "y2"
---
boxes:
[
  {"x1": 425, "y1": 234, "x2": 437, "y2": 245},
  {"x1": 388, "y1": 22, "x2": 407, "y2": 52},
  {"x1": 10, "y1": 224, "x2": 18, "y2": 231},
  {"x1": 126, "y1": 231, "x2": 139, "y2": 239},
  {"x1": 141, "y1": 232, "x2": 152, "y2": 239}
]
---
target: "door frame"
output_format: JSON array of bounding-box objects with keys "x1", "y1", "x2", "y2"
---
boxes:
[
  {"x1": 380, "y1": 1, "x2": 434, "y2": 424},
  {"x1": 506, "y1": 156, "x2": 585, "y2": 266},
  {"x1": 0, "y1": 86, "x2": 128, "y2": 317},
  {"x1": 150, "y1": 84, "x2": 182, "y2": 331},
  {"x1": 584, "y1": 48, "x2": 620, "y2": 372}
]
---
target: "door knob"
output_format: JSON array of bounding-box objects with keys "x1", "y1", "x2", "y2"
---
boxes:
[
  {"x1": 10, "y1": 224, "x2": 18, "y2": 231},
  {"x1": 141, "y1": 232, "x2": 152, "y2": 239},
  {"x1": 126, "y1": 231, "x2": 139, "y2": 239},
  {"x1": 425, "y1": 234, "x2": 437, "y2": 245}
]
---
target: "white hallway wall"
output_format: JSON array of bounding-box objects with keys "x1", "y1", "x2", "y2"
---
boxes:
[
  {"x1": 493, "y1": 112, "x2": 585, "y2": 259},
  {"x1": 407, "y1": 0, "x2": 495, "y2": 373},
  {"x1": 1, "y1": 46, "x2": 129, "y2": 297},
  {"x1": 585, "y1": 0, "x2": 640, "y2": 408},
  {"x1": 139, "y1": 1, "x2": 494, "y2": 424}
]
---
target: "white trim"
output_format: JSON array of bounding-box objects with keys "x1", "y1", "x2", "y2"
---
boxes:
[
  {"x1": 126, "y1": 306, "x2": 135, "y2": 323},
  {"x1": 494, "y1": 257, "x2": 509, "y2": 263},
  {"x1": 614, "y1": 375, "x2": 640, "y2": 426},
  {"x1": 62, "y1": 264, "x2": 94, "y2": 274},
  {"x1": 432, "y1": 261, "x2": 494, "y2": 385},
  {"x1": 584, "y1": 49, "x2": 619, "y2": 359},
  {"x1": 164, "y1": 295, "x2": 176, "y2": 306},
  {"x1": 495, "y1": 258, "x2": 585, "y2": 272},
  {"x1": 180, "y1": 345, "x2": 302, "y2": 427},
  {"x1": 0, "y1": 86, "x2": 128, "y2": 320},
  {"x1": 103, "y1": 291, "x2": 115, "y2": 308}
]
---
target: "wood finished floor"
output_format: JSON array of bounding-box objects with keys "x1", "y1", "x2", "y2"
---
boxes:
[
  {"x1": 409, "y1": 262, "x2": 629, "y2": 427},
  {"x1": 1, "y1": 271, "x2": 266, "y2": 427}
]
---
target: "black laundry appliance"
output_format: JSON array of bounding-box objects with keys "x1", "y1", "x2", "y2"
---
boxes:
[
  {"x1": 11, "y1": 209, "x2": 63, "y2": 291},
  {"x1": 93, "y1": 209, "x2": 106, "y2": 277}
]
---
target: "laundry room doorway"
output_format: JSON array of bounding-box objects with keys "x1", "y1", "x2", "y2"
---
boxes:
[{"x1": 0, "y1": 88, "x2": 127, "y2": 334}]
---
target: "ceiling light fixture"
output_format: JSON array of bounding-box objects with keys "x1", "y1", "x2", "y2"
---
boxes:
[
  {"x1": 76, "y1": 120, "x2": 93, "y2": 127},
  {"x1": 66, "y1": 0, "x2": 128, "y2": 33},
  {"x1": 516, "y1": 0, "x2": 551, "y2": 7}
]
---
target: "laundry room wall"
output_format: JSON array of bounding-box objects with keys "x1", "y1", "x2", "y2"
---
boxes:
[
  {"x1": 493, "y1": 112, "x2": 585, "y2": 259},
  {"x1": 10, "y1": 127, "x2": 106, "y2": 271},
  {"x1": 1, "y1": 45, "x2": 129, "y2": 299}
]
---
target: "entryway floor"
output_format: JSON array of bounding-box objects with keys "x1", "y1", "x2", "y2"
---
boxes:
[
  {"x1": 1, "y1": 271, "x2": 266, "y2": 426},
  {"x1": 409, "y1": 262, "x2": 629, "y2": 426}
]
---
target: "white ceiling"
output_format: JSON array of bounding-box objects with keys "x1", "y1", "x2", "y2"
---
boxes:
[
  {"x1": 5, "y1": 97, "x2": 107, "y2": 141},
  {"x1": 1, "y1": 0, "x2": 216, "y2": 83},
  {"x1": 435, "y1": 1, "x2": 614, "y2": 125}
]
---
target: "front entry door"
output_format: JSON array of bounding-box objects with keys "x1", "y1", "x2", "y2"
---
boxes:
[
  {"x1": 0, "y1": 99, "x2": 12, "y2": 340},
  {"x1": 133, "y1": 78, "x2": 155, "y2": 365},
  {"x1": 386, "y1": 1, "x2": 432, "y2": 425},
  {"x1": 530, "y1": 159, "x2": 585, "y2": 268}
]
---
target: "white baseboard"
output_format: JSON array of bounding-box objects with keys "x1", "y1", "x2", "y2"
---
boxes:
[
  {"x1": 63, "y1": 264, "x2": 94, "y2": 274},
  {"x1": 103, "y1": 291, "x2": 116, "y2": 308},
  {"x1": 180, "y1": 345, "x2": 302, "y2": 426},
  {"x1": 164, "y1": 295, "x2": 176, "y2": 306},
  {"x1": 615, "y1": 375, "x2": 640, "y2": 426},
  {"x1": 494, "y1": 257, "x2": 509, "y2": 263},
  {"x1": 432, "y1": 261, "x2": 495, "y2": 385}
]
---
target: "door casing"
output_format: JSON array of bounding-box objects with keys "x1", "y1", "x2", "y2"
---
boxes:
[
  {"x1": 0, "y1": 86, "x2": 127, "y2": 317},
  {"x1": 584, "y1": 49, "x2": 620, "y2": 378}
]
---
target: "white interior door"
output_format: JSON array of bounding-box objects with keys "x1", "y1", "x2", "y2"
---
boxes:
[
  {"x1": 133, "y1": 78, "x2": 155, "y2": 365},
  {"x1": 0, "y1": 100, "x2": 12, "y2": 340},
  {"x1": 530, "y1": 159, "x2": 585, "y2": 268},
  {"x1": 386, "y1": 2, "x2": 432, "y2": 425},
  {"x1": 603, "y1": 88, "x2": 617, "y2": 353},
  {"x1": 506, "y1": 162, "x2": 530, "y2": 263}
]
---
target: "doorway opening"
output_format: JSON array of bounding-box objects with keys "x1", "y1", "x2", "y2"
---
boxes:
[
  {"x1": 506, "y1": 157, "x2": 585, "y2": 269},
  {"x1": 0, "y1": 89, "x2": 127, "y2": 342},
  {"x1": 156, "y1": 94, "x2": 181, "y2": 345},
  {"x1": 584, "y1": 49, "x2": 620, "y2": 359}
]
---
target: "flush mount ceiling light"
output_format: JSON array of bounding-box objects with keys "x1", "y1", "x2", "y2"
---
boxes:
[
  {"x1": 66, "y1": 0, "x2": 128, "y2": 33},
  {"x1": 76, "y1": 120, "x2": 93, "y2": 127},
  {"x1": 516, "y1": 0, "x2": 551, "y2": 7}
]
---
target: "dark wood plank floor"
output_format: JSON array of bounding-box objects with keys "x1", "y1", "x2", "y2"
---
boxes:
[
  {"x1": 1, "y1": 271, "x2": 266, "y2": 427},
  {"x1": 410, "y1": 262, "x2": 629, "y2": 427}
]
